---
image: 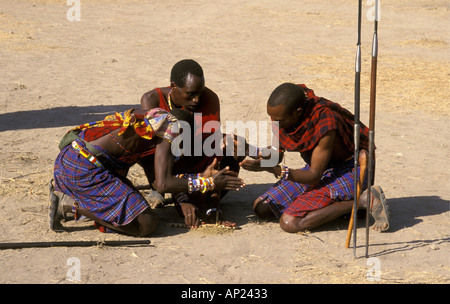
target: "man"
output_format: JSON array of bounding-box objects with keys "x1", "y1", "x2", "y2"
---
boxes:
[
  {"x1": 50, "y1": 108, "x2": 244, "y2": 236},
  {"x1": 140, "y1": 59, "x2": 243, "y2": 227},
  {"x1": 140, "y1": 59, "x2": 221, "y2": 173},
  {"x1": 240, "y1": 83, "x2": 389, "y2": 233}
]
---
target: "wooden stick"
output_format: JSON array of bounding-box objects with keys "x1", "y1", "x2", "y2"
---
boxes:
[
  {"x1": 345, "y1": 150, "x2": 367, "y2": 249},
  {"x1": 135, "y1": 185, "x2": 151, "y2": 190},
  {"x1": 365, "y1": 0, "x2": 379, "y2": 258},
  {"x1": 0, "y1": 240, "x2": 151, "y2": 250}
]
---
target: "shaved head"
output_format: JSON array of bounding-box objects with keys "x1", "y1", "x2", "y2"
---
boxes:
[{"x1": 267, "y1": 83, "x2": 307, "y2": 113}]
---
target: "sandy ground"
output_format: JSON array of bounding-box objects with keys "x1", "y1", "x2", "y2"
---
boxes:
[{"x1": 0, "y1": 0, "x2": 448, "y2": 285}]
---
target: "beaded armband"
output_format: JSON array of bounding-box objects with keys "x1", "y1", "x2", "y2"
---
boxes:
[{"x1": 187, "y1": 177, "x2": 215, "y2": 194}]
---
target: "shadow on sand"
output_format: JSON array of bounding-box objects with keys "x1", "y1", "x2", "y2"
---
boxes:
[{"x1": 0, "y1": 105, "x2": 136, "y2": 132}]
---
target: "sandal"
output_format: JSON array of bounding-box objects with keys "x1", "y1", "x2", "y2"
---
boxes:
[{"x1": 49, "y1": 179, "x2": 75, "y2": 232}]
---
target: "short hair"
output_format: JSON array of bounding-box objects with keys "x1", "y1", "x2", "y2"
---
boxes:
[
  {"x1": 170, "y1": 59, "x2": 204, "y2": 88},
  {"x1": 267, "y1": 83, "x2": 306, "y2": 112}
]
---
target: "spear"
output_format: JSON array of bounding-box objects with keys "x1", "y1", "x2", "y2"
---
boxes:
[
  {"x1": 365, "y1": 0, "x2": 379, "y2": 258},
  {"x1": 347, "y1": 0, "x2": 363, "y2": 258}
]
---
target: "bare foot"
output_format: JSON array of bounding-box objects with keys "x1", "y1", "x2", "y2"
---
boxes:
[
  {"x1": 370, "y1": 186, "x2": 390, "y2": 232},
  {"x1": 360, "y1": 185, "x2": 390, "y2": 231}
]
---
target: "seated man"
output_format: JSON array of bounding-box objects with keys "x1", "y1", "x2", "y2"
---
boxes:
[
  {"x1": 50, "y1": 108, "x2": 244, "y2": 236},
  {"x1": 240, "y1": 83, "x2": 389, "y2": 233},
  {"x1": 140, "y1": 59, "x2": 243, "y2": 227}
]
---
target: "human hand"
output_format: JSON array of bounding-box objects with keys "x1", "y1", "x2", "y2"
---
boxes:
[
  {"x1": 212, "y1": 166, "x2": 245, "y2": 191},
  {"x1": 180, "y1": 202, "x2": 200, "y2": 229},
  {"x1": 201, "y1": 158, "x2": 219, "y2": 178},
  {"x1": 239, "y1": 158, "x2": 270, "y2": 172}
]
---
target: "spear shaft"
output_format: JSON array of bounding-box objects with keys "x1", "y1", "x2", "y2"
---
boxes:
[
  {"x1": 366, "y1": 0, "x2": 379, "y2": 258},
  {"x1": 351, "y1": 0, "x2": 363, "y2": 258}
]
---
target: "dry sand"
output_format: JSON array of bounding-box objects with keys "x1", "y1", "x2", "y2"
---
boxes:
[{"x1": 0, "y1": 0, "x2": 448, "y2": 284}]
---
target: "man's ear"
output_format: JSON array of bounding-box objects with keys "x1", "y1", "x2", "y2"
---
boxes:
[
  {"x1": 170, "y1": 82, "x2": 177, "y2": 90},
  {"x1": 295, "y1": 107, "x2": 303, "y2": 118}
]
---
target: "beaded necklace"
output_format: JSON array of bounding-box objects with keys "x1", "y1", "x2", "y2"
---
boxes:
[{"x1": 167, "y1": 89, "x2": 174, "y2": 110}]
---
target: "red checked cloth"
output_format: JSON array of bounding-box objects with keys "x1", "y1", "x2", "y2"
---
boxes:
[{"x1": 277, "y1": 84, "x2": 370, "y2": 155}]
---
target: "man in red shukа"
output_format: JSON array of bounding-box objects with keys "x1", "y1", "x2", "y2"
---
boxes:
[{"x1": 240, "y1": 83, "x2": 389, "y2": 233}]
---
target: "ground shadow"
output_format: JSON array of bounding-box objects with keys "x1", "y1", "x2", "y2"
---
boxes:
[
  {"x1": 308, "y1": 195, "x2": 449, "y2": 233},
  {"x1": 222, "y1": 191, "x2": 449, "y2": 235},
  {"x1": 351, "y1": 195, "x2": 449, "y2": 257},
  {"x1": 381, "y1": 195, "x2": 449, "y2": 232},
  {"x1": 0, "y1": 105, "x2": 137, "y2": 132},
  {"x1": 220, "y1": 183, "x2": 275, "y2": 226},
  {"x1": 362, "y1": 236, "x2": 450, "y2": 257}
]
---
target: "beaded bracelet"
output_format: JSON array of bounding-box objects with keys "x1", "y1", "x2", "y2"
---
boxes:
[
  {"x1": 202, "y1": 177, "x2": 215, "y2": 193},
  {"x1": 176, "y1": 173, "x2": 201, "y2": 179},
  {"x1": 187, "y1": 177, "x2": 215, "y2": 194},
  {"x1": 277, "y1": 165, "x2": 289, "y2": 181},
  {"x1": 174, "y1": 192, "x2": 189, "y2": 205},
  {"x1": 206, "y1": 208, "x2": 222, "y2": 215}
]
